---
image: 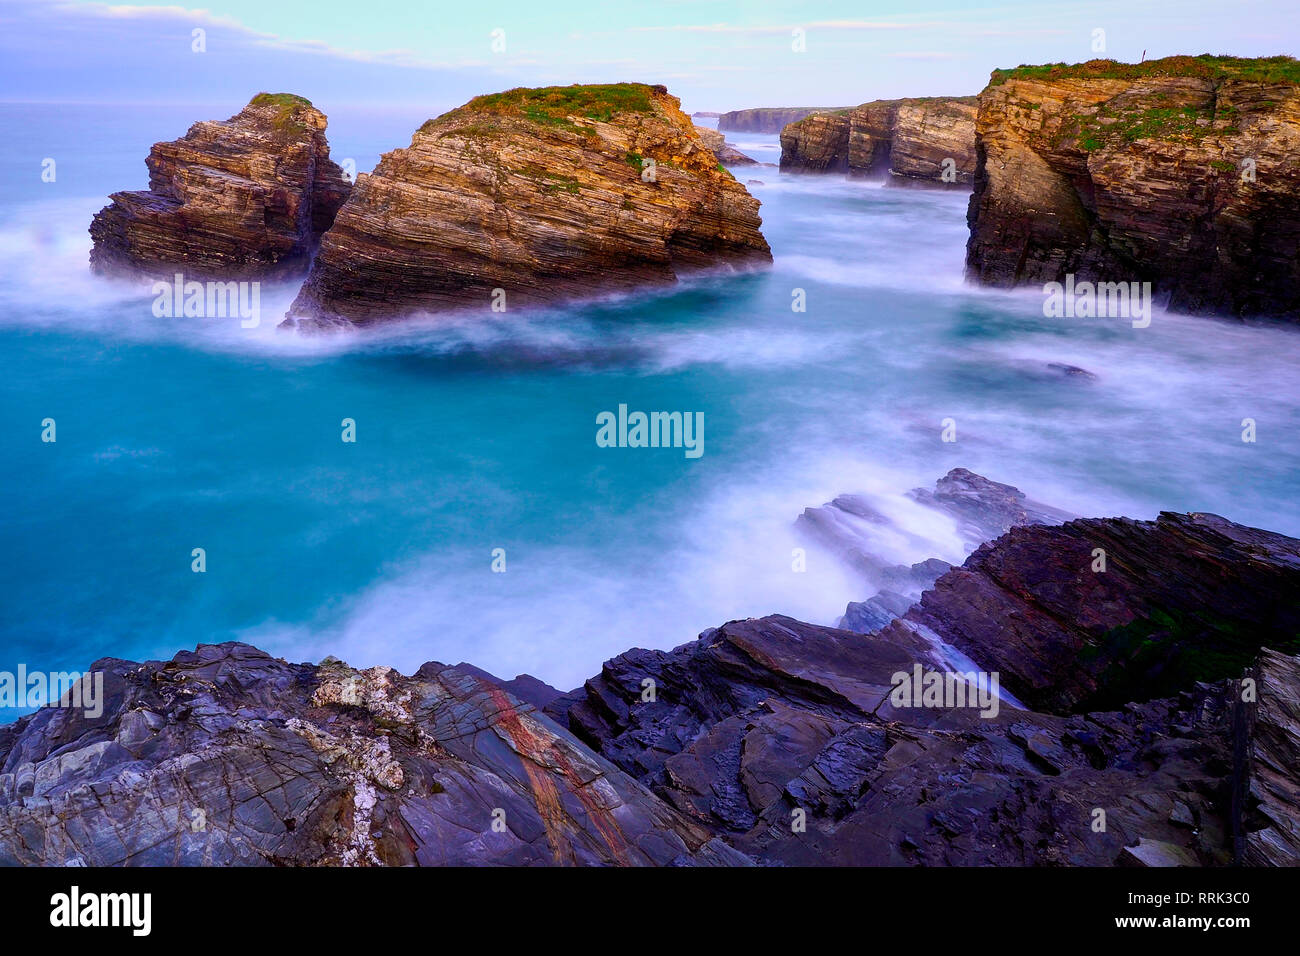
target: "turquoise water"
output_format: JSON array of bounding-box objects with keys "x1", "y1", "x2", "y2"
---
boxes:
[{"x1": 3, "y1": 104, "x2": 1299, "y2": 710}]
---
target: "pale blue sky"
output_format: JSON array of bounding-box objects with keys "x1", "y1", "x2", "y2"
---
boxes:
[{"x1": 1, "y1": 0, "x2": 1296, "y2": 112}]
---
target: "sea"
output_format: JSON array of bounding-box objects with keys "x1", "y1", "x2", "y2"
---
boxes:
[{"x1": 2, "y1": 102, "x2": 1297, "y2": 718}]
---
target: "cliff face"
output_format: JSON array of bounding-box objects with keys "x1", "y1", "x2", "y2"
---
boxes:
[
  {"x1": 965, "y1": 56, "x2": 1300, "y2": 318},
  {"x1": 895, "y1": 511, "x2": 1300, "y2": 714},
  {"x1": 779, "y1": 97, "x2": 977, "y2": 186},
  {"x1": 718, "y1": 107, "x2": 847, "y2": 134},
  {"x1": 4, "y1": 506, "x2": 1297, "y2": 866},
  {"x1": 89, "y1": 94, "x2": 351, "y2": 281},
  {"x1": 287, "y1": 84, "x2": 771, "y2": 327}
]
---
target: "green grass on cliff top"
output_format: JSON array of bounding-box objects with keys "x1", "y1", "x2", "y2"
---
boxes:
[
  {"x1": 426, "y1": 83, "x2": 662, "y2": 133},
  {"x1": 249, "y1": 92, "x2": 314, "y2": 109},
  {"x1": 991, "y1": 54, "x2": 1300, "y2": 86}
]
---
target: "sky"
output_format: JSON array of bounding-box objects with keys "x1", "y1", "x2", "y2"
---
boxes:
[{"x1": 0, "y1": 0, "x2": 1297, "y2": 113}]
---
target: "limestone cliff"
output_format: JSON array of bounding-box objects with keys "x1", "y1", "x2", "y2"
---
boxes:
[
  {"x1": 965, "y1": 56, "x2": 1300, "y2": 318},
  {"x1": 780, "y1": 97, "x2": 977, "y2": 186},
  {"x1": 718, "y1": 106, "x2": 847, "y2": 134},
  {"x1": 287, "y1": 84, "x2": 771, "y2": 327},
  {"x1": 89, "y1": 93, "x2": 351, "y2": 281}
]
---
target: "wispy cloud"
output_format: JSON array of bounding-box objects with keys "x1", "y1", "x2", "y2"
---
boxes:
[{"x1": 629, "y1": 20, "x2": 946, "y2": 35}]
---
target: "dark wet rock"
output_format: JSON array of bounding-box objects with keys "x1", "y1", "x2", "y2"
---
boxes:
[
  {"x1": 453, "y1": 663, "x2": 562, "y2": 711},
  {"x1": 1047, "y1": 362, "x2": 1098, "y2": 380},
  {"x1": 546, "y1": 610, "x2": 1272, "y2": 865},
  {"x1": 799, "y1": 468, "x2": 1071, "y2": 632},
  {"x1": 908, "y1": 467, "x2": 1076, "y2": 551},
  {"x1": 4, "y1": 514, "x2": 1298, "y2": 867},
  {"x1": 1240, "y1": 648, "x2": 1300, "y2": 865},
  {"x1": 891, "y1": 512, "x2": 1300, "y2": 714},
  {"x1": 0, "y1": 644, "x2": 741, "y2": 866}
]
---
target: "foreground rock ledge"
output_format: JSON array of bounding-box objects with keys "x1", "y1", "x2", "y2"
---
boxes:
[
  {"x1": 2, "y1": 512, "x2": 1297, "y2": 866},
  {"x1": 285, "y1": 83, "x2": 772, "y2": 328},
  {"x1": 89, "y1": 93, "x2": 352, "y2": 281}
]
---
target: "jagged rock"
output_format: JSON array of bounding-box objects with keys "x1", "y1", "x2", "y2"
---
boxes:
[
  {"x1": 285, "y1": 84, "x2": 771, "y2": 327},
  {"x1": 890, "y1": 512, "x2": 1300, "y2": 714},
  {"x1": 546, "y1": 613, "x2": 1249, "y2": 866},
  {"x1": 89, "y1": 93, "x2": 351, "y2": 280},
  {"x1": 1241, "y1": 649, "x2": 1300, "y2": 865},
  {"x1": 798, "y1": 468, "x2": 1071, "y2": 631},
  {"x1": 693, "y1": 126, "x2": 758, "y2": 166},
  {"x1": 547, "y1": 513, "x2": 1300, "y2": 866},
  {"x1": 779, "y1": 112, "x2": 853, "y2": 172},
  {"x1": 0, "y1": 644, "x2": 742, "y2": 866},
  {"x1": 779, "y1": 97, "x2": 977, "y2": 186},
  {"x1": 908, "y1": 467, "x2": 1075, "y2": 551},
  {"x1": 718, "y1": 107, "x2": 848, "y2": 134},
  {"x1": 965, "y1": 55, "x2": 1300, "y2": 319},
  {"x1": 1120, "y1": 838, "x2": 1201, "y2": 867},
  {"x1": 453, "y1": 663, "x2": 562, "y2": 712},
  {"x1": 4, "y1": 514, "x2": 1298, "y2": 866}
]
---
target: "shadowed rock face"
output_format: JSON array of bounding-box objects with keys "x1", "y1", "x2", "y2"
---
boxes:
[
  {"x1": 547, "y1": 615, "x2": 1263, "y2": 866},
  {"x1": 894, "y1": 512, "x2": 1300, "y2": 714},
  {"x1": 0, "y1": 645, "x2": 742, "y2": 866},
  {"x1": 3, "y1": 513, "x2": 1298, "y2": 866},
  {"x1": 285, "y1": 84, "x2": 772, "y2": 328},
  {"x1": 965, "y1": 56, "x2": 1300, "y2": 319},
  {"x1": 779, "y1": 97, "x2": 977, "y2": 186},
  {"x1": 549, "y1": 514, "x2": 1300, "y2": 866},
  {"x1": 89, "y1": 93, "x2": 352, "y2": 281}
]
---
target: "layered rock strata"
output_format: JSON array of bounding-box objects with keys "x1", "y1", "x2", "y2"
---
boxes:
[
  {"x1": 693, "y1": 125, "x2": 759, "y2": 166},
  {"x1": 89, "y1": 93, "x2": 351, "y2": 280},
  {"x1": 286, "y1": 84, "x2": 771, "y2": 327},
  {"x1": 965, "y1": 55, "x2": 1300, "y2": 318},
  {"x1": 779, "y1": 97, "x2": 977, "y2": 185}
]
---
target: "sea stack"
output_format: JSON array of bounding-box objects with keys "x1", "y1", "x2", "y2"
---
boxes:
[
  {"x1": 89, "y1": 93, "x2": 352, "y2": 281},
  {"x1": 965, "y1": 55, "x2": 1300, "y2": 318},
  {"x1": 779, "y1": 97, "x2": 978, "y2": 185},
  {"x1": 286, "y1": 83, "x2": 772, "y2": 328}
]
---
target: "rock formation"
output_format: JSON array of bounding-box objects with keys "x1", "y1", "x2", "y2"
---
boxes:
[
  {"x1": 779, "y1": 97, "x2": 977, "y2": 186},
  {"x1": 89, "y1": 93, "x2": 351, "y2": 281},
  {"x1": 693, "y1": 125, "x2": 759, "y2": 166},
  {"x1": 549, "y1": 512, "x2": 1300, "y2": 866},
  {"x1": 798, "y1": 468, "x2": 1073, "y2": 632},
  {"x1": 3, "y1": 508, "x2": 1298, "y2": 866},
  {"x1": 0, "y1": 645, "x2": 742, "y2": 866},
  {"x1": 285, "y1": 84, "x2": 771, "y2": 328},
  {"x1": 718, "y1": 107, "x2": 848, "y2": 134},
  {"x1": 894, "y1": 511, "x2": 1300, "y2": 714},
  {"x1": 965, "y1": 55, "x2": 1300, "y2": 318}
]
